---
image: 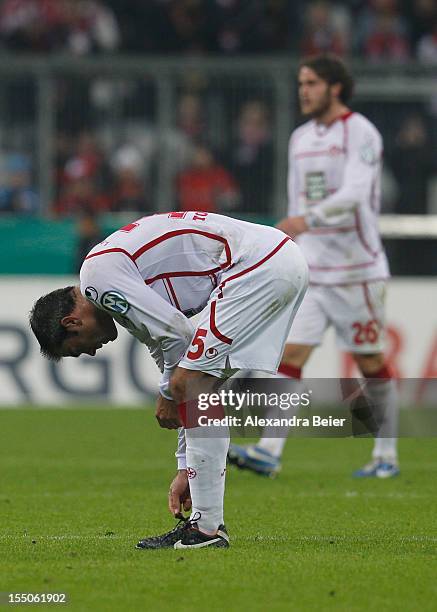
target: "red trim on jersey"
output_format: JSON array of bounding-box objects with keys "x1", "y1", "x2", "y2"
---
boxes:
[
  {"x1": 308, "y1": 225, "x2": 357, "y2": 234},
  {"x1": 119, "y1": 222, "x2": 139, "y2": 233},
  {"x1": 342, "y1": 115, "x2": 349, "y2": 154},
  {"x1": 314, "y1": 111, "x2": 354, "y2": 130},
  {"x1": 362, "y1": 282, "x2": 379, "y2": 322},
  {"x1": 309, "y1": 277, "x2": 388, "y2": 287},
  {"x1": 132, "y1": 229, "x2": 232, "y2": 268},
  {"x1": 364, "y1": 364, "x2": 392, "y2": 379},
  {"x1": 209, "y1": 300, "x2": 233, "y2": 345},
  {"x1": 84, "y1": 247, "x2": 137, "y2": 264},
  {"x1": 309, "y1": 259, "x2": 377, "y2": 271},
  {"x1": 145, "y1": 266, "x2": 223, "y2": 285},
  {"x1": 162, "y1": 278, "x2": 173, "y2": 305},
  {"x1": 278, "y1": 364, "x2": 302, "y2": 379},
  {"x1": 307, "y1": 213, "x2": 382, "y2": 269},
  {"x1": 168, "y1": 211, "x2": 188, "y2": 219},
  {"x1": 217, "y1": 237, "x2": 291, "y2": 298},
  {"x1": 295, "y1": 149, "x2": 346, "y2": 160},
  {"x1": 340, "y1": 111, "x2": 354, "y2": 122},
  {"x1": 165, "y1": 278, "x2": 181, "y2": 311},
  {"x1": 354, "y1": 210, "x2": 380, "y2": 258}
]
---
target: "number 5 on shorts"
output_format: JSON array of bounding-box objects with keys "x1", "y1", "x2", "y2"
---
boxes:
[{"x1": 187, "y1": 328, "x2": 208, "y2": 360}]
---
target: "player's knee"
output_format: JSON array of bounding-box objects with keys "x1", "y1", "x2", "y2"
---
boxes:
[
  {"x1": 353, "y1": 352, "x2": 385, "y2": 376},
  {"x1": 170, "y1": 368, "x2": 209, "y2": 403}
]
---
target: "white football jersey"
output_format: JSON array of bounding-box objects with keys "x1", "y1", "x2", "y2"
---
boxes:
[
  {"x1": 288, "y1": 111, "x2": 389, "y2": 284},
  {"x1": 79, "y1": 211, "x2": 289, "y2": 396}
]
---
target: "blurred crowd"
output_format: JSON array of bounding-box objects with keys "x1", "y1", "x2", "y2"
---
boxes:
[
  {"x1": 51, "y1": 94, "x2": 274, "y2": 220},
  {"x1": 1, "y1": 91, "x2": 434, "y2": 223},
  {"x1": 0, "y1": 0, "x2": 119, "y2": 55},
  {"x1": 0, "y1": 0, "x2": 436, "y2": 62},
  {"x1": 0, "y1": 0, "x2": 436, "y2": 231}
]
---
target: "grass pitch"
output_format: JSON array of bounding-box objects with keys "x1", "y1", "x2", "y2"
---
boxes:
[{"x1": 1, "y1": 408, "x2": 436, "y2": 612}]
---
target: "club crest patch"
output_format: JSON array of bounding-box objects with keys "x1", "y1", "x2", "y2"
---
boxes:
[
  {"x1": 101, "y1": 291, "x2": 130, "y2": 315},
  {"x1": 85, "y1": 286, "x2": 98, "y2": 302}
]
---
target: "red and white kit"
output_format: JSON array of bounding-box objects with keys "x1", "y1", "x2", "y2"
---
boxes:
[
  {"x1": 80, "y1": 212, "x2": 309, "y2": 536},
  {"x1": 80, "y1": 212, "x2": 308, "y2": 396},
  {"x1": 288, "y1": 112, "x2": 390, "y2": 352}
]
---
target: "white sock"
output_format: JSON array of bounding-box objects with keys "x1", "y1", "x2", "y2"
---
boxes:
[
  {"x1": 365, "y1": 377, "x2": 399, "y2": 463},
  {"x1": 257, "y1": 371, "x2": 304, "y2": 459},
  {"x1": 185, "y1": 426, "x2": 229, "y2": 534},
  {"x1": 257, "y1": 432, "x2": 289, "y2": 458}
]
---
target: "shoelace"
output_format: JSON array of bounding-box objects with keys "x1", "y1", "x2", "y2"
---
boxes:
[
  {"x1": 147, "y1": 512, "x2": 203, "y2": 546},
  {"x1": 161, "y1": 512, "x2": 200, "y2": 541},
  {"x1": 159, "y1": 517, "x2": 189, "y2": 543}
]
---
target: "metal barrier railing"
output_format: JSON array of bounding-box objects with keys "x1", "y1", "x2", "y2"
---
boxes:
[{"x1": 0, "y1": 56, "x2": 435, "y2": 217}]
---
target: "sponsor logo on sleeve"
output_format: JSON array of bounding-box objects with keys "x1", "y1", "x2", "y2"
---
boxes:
[
  {"x1": 101, "y1": 291, "x2": 130, "y2": 315},
  {"x1": 85, "y1": 286, "x2": 99, "y2": 302},
  {"x1": 360, "y1": 140, "x2": 378, "y2": 165}
]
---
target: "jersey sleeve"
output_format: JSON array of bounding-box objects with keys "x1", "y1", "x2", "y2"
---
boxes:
[
  {"x1": 304, "y1": 120, "x2": 382, "y2": 228},
  {"x1": 80, "y1": 252, "x2": 194, "y2": 399},
  {"x1": 287, "y1": 133, "x2": 300, "y2": 216},
  {"x1": 175, "y1": 427, "x2": 187, "y2": 470}
]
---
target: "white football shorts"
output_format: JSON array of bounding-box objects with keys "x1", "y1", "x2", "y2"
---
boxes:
[
  {"x1": 288, "y1": 281, "x2": 387, "y2": 353},
  {"x1": 178, "y1": 238, "x2": 308, "y2": 378}
]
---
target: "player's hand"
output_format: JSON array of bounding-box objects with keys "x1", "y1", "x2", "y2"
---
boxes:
[
  {"x1": 155, "y1": 395, "x2": 182, "y2": 429},
  {"x1": 168, "y1": 469, "x2": 192, "y2": 517},
  {"x1": 276, "y1": 215, "x2": 308, "y2": 238}
]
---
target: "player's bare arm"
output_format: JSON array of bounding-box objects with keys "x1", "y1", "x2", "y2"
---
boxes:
[
  {"x1": 168, "y1": 469, "x2": 192, "y2": 517},
  {"x1": 276, "y1": 216, "x2": 308, "y2": 239}
]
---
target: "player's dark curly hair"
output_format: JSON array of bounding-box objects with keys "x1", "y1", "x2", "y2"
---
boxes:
[
  {"x1": 299, "y1": 54, "x2": 354, "y2": 104},
  {"x1": 29, "y1": 286, "x2": 77, "y2": 361}
]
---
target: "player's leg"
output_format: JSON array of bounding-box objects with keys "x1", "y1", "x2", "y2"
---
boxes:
[
  {"x1": 248, "y1": 343, "x2": 313, "y2": 460},
  {"x1": 229, "y1": 286, "x2": 326, "y2": 476},
  {"x1": 352, "y1": 352, "x2": 399, "y2": 478},
  {"x1": 169, "y1": 367, "x2": 230, "y2": 548},
  {"x1": 332, "y1": 281, "x2": 399, "y2": 478},
  {"x1": 171, "y1": 236, "x2": 307, "y2": 543},
  {"x1": 136, "y1": 366, "x2": 230, "y2": 551}
]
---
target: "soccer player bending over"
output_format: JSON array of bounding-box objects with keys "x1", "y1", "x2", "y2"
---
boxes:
[
  {"x1": 229, "y1": 54, "x2": 399, "y2": 479},
  {"x1": 30, "y1": 211, "x2": 308, "y2": 549}
]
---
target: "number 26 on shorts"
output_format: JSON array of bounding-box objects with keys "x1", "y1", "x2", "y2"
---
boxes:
[
  {"x1": 352, "y1": 319, "x2": 379, "y2": 345},
  {"x1": 187, "y1": 328, "x2": 208, "y2": 360}
]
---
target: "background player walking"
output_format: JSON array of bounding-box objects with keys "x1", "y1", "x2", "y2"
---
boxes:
[{"x1": 229, "y1": 54, "x2": 399, "y2": 479}]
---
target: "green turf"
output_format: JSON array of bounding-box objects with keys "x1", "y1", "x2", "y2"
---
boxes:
[{"x1": 1, "y1": 408, "x2": 436, "y2": 612}]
